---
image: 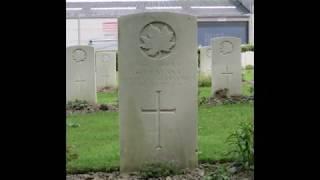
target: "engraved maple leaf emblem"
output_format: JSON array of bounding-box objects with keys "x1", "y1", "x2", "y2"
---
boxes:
[{"x1": 140, "y1": 24, "x2": 175, "y2": 57}]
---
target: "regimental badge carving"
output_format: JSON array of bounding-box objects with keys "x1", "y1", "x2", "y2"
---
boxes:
[
  {"x1": 72, "y1": 49, "x2": 87, "y2": 62},
  {"x1": 219, "y1": 41, "x2": 233, "y2": 55},
  {"x1": 140, "y1": 22, "x2": 176, "y2": 60}
]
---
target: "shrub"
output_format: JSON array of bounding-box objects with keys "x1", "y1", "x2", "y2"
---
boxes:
[
  {"x1": 138, "y1": 162, "x2": 180, "y2": 178},
  {"x1": 199, "y1": 96, "x2": 210, "y2": 105},
  {"x1": 66, "y1": 99, "x2": 90, "y2": 111},
  {"x1": 99, "y1": 104, "x2": 109, "y2": 111},
  {"x1": 226, "y1": 121, "x2": 254, "y2": 170},
  {"x1": 203, "y1": 164, "x2": 231, "y2": 180},
  {"x1": 214, "y1": 88, "x2": 229, "y2": 99},
  {"x1": 245, "y1": 65, "x2": 254, "y2": 70},
  {"x1": 199, "y1": 74, "x2": 212, "y2": 87},
  {"x1": 249, "y1": 86, "x2": 254, "y2": 95},
  {"x1": 241, "y1": 44, "x2": 254, "y2": 52}
]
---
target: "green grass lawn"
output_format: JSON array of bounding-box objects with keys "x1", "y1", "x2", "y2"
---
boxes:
[
  {"x1": 244, "y1": 69, "x2": 254, "y2": 82},
  {"x1": 97, "y1": 91, "x2": 118, "y2": 104},
  {"x1": 67, "y1": 69, "x2": 254, "y2": 173}
]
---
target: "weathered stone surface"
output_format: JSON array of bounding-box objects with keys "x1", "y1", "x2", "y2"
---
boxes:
[
  {"x1": 95, "y1": 50, "x2": 117, "y2": 90},
  {"x1": 199, "y1": 46, "x2": 212, "y2": 76},
  {"x1": 211, "y1": 37, "x2": 242, "y2": 96},
  {"x1": 118, "y1": 12, "x2": 198, "y2": 173},
  {"x1": 66, "y1": 45, "x2": 97, "y2": 104}
]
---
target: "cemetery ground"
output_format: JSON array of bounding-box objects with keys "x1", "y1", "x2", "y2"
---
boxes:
[{"x1": 67, "y1": 69, "x2": 253, "y2": 179}]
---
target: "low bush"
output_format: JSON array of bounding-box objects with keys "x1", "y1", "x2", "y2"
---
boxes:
[
  {"x1": 226, "y1": 121, "x2": 254, "y2": 170},
  {"x1": 203, "y1": 165, "x2": 231, "y2": 180},
  {"x1": 245, "y1": 65, "x2": 254, "y2": 70},
  {"x1": 138, "y1": 162, "x2": 180, "y2": 178},
  {"x1": 241, "y1": 44, "x2": 254, "y2": 52},
  {"x1": 66, "y1": 100, "x2": 90, "y2": 111}
]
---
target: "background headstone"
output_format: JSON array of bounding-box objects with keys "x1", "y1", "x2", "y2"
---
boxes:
[
  {"x1": 95, "y1": 51, "x2": 117, "y2": 90},
  {"x1": 199, "y1": 46, "x2": 212, "y2": 76},
  {"x1": 241, "y1": 51, "x2": 254, "y2": 68},
  {"x1": 118, "y1": 12, "x2": 198, "y2": 173},
  {"x1": 66, "y1": 45, "x2": 97, "y2": 103},
  {"x1": 211, "y1": 37, "x2": 242, "y2": 96}
]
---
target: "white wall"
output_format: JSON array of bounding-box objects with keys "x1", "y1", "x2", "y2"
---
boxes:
[
  {"x1": 66, "y1": 18, "x2": 117, "y2": 47},
  {"x1": 66, "y1": 19, "x2": 79, "y2": 46}
]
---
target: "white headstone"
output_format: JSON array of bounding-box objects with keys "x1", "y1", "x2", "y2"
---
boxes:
[
  {"x1": 66, "y1": 45, "x2": 97, "y2": 104},
  {"x1": 118, "y1": 12, "x2": 198, "y2": 173},
  {"x1": 95, "y1": 51, "x2": 117, "y2": 90},
  {"x1": 241, "y1": 51, "x2": 254, "y2": 68},
  {"x1": 199, "y1": 46, "x2": 212, "y2": 76},
  {"x1": 211, "y1": 37, "x2": 242, "y2": 96}
]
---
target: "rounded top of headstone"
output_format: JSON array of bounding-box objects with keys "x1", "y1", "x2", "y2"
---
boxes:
[
  {"x1": 67, "y1": 45, "x2": 94, "y2": 63},
  {"x1": 210, "y1": 37, "x2": 241, "y2": 56},
  {"x1": 118, "y1": 12, "x2": 196, "y2": 22},
  {"x1": 67, "y1": 45, "x2": 94, "y2": 51}
]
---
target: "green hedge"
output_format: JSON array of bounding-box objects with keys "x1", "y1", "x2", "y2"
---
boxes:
[{"x1": 241, "y1": 44, "x2": 254, "y2": 52}]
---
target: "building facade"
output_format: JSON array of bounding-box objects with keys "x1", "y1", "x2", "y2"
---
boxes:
[{"x1": 66, "y1": 0, "x2": 254, "y2": 50}]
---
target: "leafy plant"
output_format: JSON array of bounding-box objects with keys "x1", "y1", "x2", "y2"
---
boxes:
[
  {"x1": 203, "y1": 165, "x2": 231, "y2": 180},
  {"x1": 226, "y1": 121, "x2": 254, "y2": 169},
  {"x1": 214, "y1": 88, "x2": 229, "y2": 99},
  {"x1": 199, "y1": 96, "x2": 210, "y2": 105},
  {"x1": 138, "y1": 162, "x2": 180, "y2": 178},
  {"x1": 249, "y1": 85, "x2": 254, "y2": 95}
]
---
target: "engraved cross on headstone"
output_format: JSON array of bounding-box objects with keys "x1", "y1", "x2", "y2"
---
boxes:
[
  {"x1": 221, "y1": 66, "x2": 233, "y2": 92},
  {"x1": 140, "y1": 90, "x2": 176, "y2": 150}
]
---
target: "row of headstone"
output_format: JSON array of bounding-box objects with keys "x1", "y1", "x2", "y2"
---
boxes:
[
  {"x1": 199, "y1": 44, "x2": 254, "y2": 75},
  {"x1": 118, "y1": 12, "x2": 246, "y2": 174},
  {"x1": 66, "y1": 12, "x2": 248, "y2": 174},
  {"x1": 66, "y1": 46, "x2": 117, "y2": 104},
  {"x1": 66, "y1": 41, "x2": 241, "y2": 105}
]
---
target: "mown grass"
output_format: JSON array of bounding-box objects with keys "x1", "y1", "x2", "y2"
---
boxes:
[
  {"x1": 67, "y1": 70, "x2": 254, "y2": 174},
  {"x1": 97, "y1": 90, "x2": 118, "y2": 104}
]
